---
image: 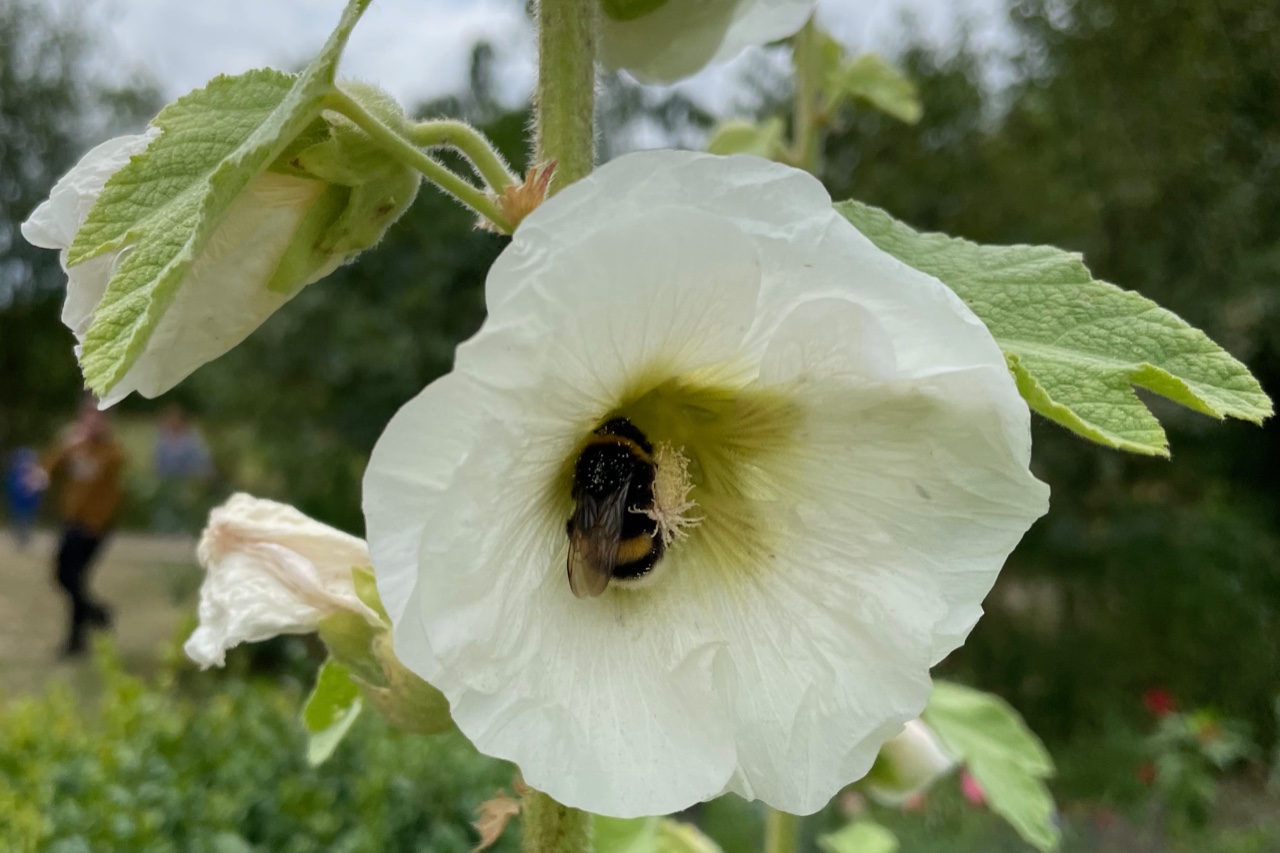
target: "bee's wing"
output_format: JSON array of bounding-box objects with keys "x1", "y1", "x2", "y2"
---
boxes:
[{"x1": 566, "y1": 481, "x2": 630, "y2": 599}]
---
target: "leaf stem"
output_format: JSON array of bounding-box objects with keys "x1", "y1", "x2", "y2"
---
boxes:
[
  {"x1": 409, "y1": 119, "x2": 519, "y2": 192},
  {"x1": 790, "y1": 15, "x2": 824, "y2": 175},
  {"x1": 323, "y1": 90, "x2": 512, "y2": 232},
  {"x1": 534, "y1": 0, "x2": 598, "y2": 193},
  {"x1": 763, "y1": 808, "x2": 800, "y2": 853},
  {"x1": 521, "y1": 789, "x2": 592, "y2": 853}
]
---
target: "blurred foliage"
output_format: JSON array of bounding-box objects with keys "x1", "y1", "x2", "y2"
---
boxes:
[
  {"x1": 0, "y1": 644, "x2": 517, "y2": 853},
  {"x1": 817, "y1": 0, "x2": 1280, "y2": 754},
  {"x1": 0, "y1": 0, "x2": 162, "y2": 448}
]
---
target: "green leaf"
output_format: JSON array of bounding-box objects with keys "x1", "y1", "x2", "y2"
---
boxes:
[
  {"x1": 705, "y1": 117, "x2": 786, "y2": 160},
  {"x1": 818, "y1": 820, "x2": 899, "y2": 853},
  {"x1": 922, "y1": 681, "x2": 1059, "y2": 851},
  {"x1": 595, "y1": 817, "x2": 723, "y2": 853},
  {"x1": 836, "y1": 200, "x2": 1272, "y2": 455},
  {"x1": 70, "y1": 0, "x2": 372, "y2": 396},
  {"x1": 302, "y1": 658, "x2": 363, "y2": 766},
  {"x1": 830, "y1": 54, "x2": 922, "y2": 124}
]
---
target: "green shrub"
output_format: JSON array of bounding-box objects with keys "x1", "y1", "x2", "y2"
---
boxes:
[{"x1": 0, "y1": 648, "x2": 517, "y2": 853}]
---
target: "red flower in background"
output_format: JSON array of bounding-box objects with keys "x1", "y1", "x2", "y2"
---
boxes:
[
  {"x1": 960, "y1": 770, "x2": 986, "y2": 806},
  {"x1": 1137, "y1": 762, "x2": 1158, "y2": 785},
  {"x1": 1143, "y1": 688, "x2": 1177, "y2": 717}
]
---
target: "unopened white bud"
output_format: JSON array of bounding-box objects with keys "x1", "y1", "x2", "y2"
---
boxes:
[
  {"x1": 184, "y1": 493, "x2": 378, "y2": 668},
  {"x1": 863, "y1": 720, "x2": 955, "y2": 806}
]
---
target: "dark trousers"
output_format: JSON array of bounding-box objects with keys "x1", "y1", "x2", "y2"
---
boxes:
[{"x1": 55, "y1": 526, "x2": 111, "y2": 652}]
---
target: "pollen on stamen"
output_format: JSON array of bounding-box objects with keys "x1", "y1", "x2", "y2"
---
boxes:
[{"x1": 642, "y1": 442, "x2": 703, "y2": 546}]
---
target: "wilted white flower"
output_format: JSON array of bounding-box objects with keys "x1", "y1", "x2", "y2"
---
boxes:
[
  {"x1": 863, "y1": 720, "x2": 955, "y2": 806},
  {"x1": 601, "y1": 0, "x2": 816, "y2": 84},
  {"x1": 21, "y1": 130, "x2": 376, "y2": 406},
  {"x1": 363, "y1": 150, "x2": 1049, "y2": 817},
  {"x1": 185, "y1": 493, "x2": 377, "y2": 668}
]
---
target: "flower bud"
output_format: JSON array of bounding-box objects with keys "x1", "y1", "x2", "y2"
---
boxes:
[
  {"x1": 600, "y1": 0, "x2": 816, "y2": 84},
  {"x1": 184, "y1": 493, "x2": 378, "y2": 668},
  {"x1": 862, "y1": 720, "x2": 956, "y2": 806},
  {"x1": 22, "y1": 83, "x2": 418, "y2": 405}
]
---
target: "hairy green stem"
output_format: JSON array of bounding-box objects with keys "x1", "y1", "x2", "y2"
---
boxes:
[
  {"x1": 324, "y1": 90, "x2": 512, "y2": 232},
  {"x1": 763, "y1": 808, "x2": 800, "y2": 853},
  {"x1": 410, "y1": 119, "x2": 519, "y2": 192},
  {"x1": 521, "y1": 789, "x2": 592, "y2": 853},
  {"x1": 790, "y1": 15, "x2": 823, "y2": 175},
  {"x1": 534, "y1": 0, "x2": 598, "y2": 192}
]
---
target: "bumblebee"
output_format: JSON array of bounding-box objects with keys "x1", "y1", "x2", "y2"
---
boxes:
[{"x1": 566, "y1": 417, "x2": 664, "y2": 598}]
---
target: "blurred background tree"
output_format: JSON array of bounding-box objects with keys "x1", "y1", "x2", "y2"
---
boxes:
[
  {"x1": 0, "y1": 0, "x2": 161, "y2": 448},
  {"x1": 817, "y1": 0, "x2": 1280, "y2": 764}
]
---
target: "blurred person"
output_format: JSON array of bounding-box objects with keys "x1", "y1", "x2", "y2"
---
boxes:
[
  {"x1": 5, "y1": 448, "x2": 48, "y2": 549},
  {"x1": 42, "y1": 399, "x2": 125, "y2": 657},
  {"x1": 152, "y1": 404, "x2": 213, "y2": 533}
]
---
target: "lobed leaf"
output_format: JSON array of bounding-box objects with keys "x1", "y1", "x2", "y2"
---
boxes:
[
  {"x1": 70, "y1": 0, "x2": 372, "y2": 395},
  {"x1": 923, "y1": 681, "x2": 1059, "y2": 851},
  {"x1": 837, "y1": 200, "x2": 1272, "y2": 455}
]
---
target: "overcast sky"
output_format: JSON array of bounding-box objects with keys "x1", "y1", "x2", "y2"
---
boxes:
[{"x1": 43, "y1": 0, "x2": 1012, "y2": 112}]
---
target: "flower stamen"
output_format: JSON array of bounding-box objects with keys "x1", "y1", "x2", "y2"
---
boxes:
[{"x1": 639, "y1": 441, "x2": 702, "y2": 546}]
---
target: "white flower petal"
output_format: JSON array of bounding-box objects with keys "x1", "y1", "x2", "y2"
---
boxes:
[
  {"x1": 21, "y1": 131, "x2": 157, "y2": 252},
  {"x1": 600, "y1": 0, "x2": 817, "y2": 84},
  {"x1": 185, "y1": 493, "x2": 374, "y2": 668},
  {"x1": 364, "y1": 151, "x2": 1048, "y2": 817}
]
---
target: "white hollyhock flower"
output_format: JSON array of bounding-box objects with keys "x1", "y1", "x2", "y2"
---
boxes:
[
  {"x1": 185, "y1": 493, "x2": 377, "y2": 668},
  {"x1": 601, "y1": 0, "x2": 816, "y2": 84},
  {"x1": 863, "y1": 720, "x2": 955, "y2": 806},
  {"x1": 21, "y1": 132, "x2": 347, "y2": 407},
  {"x1": 363, "y1": 150, "x2": 1049, "y2": 817}
]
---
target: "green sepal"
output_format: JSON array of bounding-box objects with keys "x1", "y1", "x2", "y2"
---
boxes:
[
  {"x1": 264, "y1": 182, "x2": 350, "y2": 294},
  {"x1": 817, "y1": 820, "x2": 899, "y2": 853},
  {"x1": 923, "y1": 682, "x2": 1059, "y2": 851},
  {"x1": 350, "y1": 565, "x2": 390, "y2": 623},
  {"x1": 291, "y1": 82, "x2": 421, "y2": 257},
  {"x1": 705, "y1": 118, "x2": 786, "y2": 160},
  {"x1": 836, "y1": 200, "x2": 1272, "y2": 455},
  {"x1": 359, "y1": 633, "x2": 454, "y2": 736},
  {"x1": 69, "y1": 0, "x2": 372, "y2": 396},
  {"x1": 302, "y1": 658, "x2": 363, "y2": 766},
  {"x1": 316, "y1": 610, "x2": 388, "y2": 688}
]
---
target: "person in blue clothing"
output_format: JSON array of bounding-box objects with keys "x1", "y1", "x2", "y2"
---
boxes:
[
  {"x1": 151, "y1": 405, "x2": 215, "y2": 532},
  {"x1": 5, "y1": 447, "x2": 48, "y2": 549}
]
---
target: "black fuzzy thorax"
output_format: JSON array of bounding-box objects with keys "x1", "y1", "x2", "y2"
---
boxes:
[{"x1": 570, "y1": 418, "x2": 663, "y2": 578}]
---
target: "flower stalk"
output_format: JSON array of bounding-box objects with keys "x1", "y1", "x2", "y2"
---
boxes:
[
  {"x1": 409, "y1": 119, "x2": 519, "y2": 192},
  {"x1": 763, "y1": 808, "x2": 800, "y2": 853},
  {"x1": 520, "y1": 789, "x2": 592, "y2": 853},
  {"x1": 534, "y1": 0, "x2": 598, "y2": 193},
  {"x1": 789, "y1": 15, "x2": 824, "y2": 175},
  {"x1": 324, "y1": 89, "x2": 513, "y2": 231}
]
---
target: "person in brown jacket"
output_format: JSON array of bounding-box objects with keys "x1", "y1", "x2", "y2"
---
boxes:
[{"x1": 43, "y1": 399, "x2": 125, "y2": 657}]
